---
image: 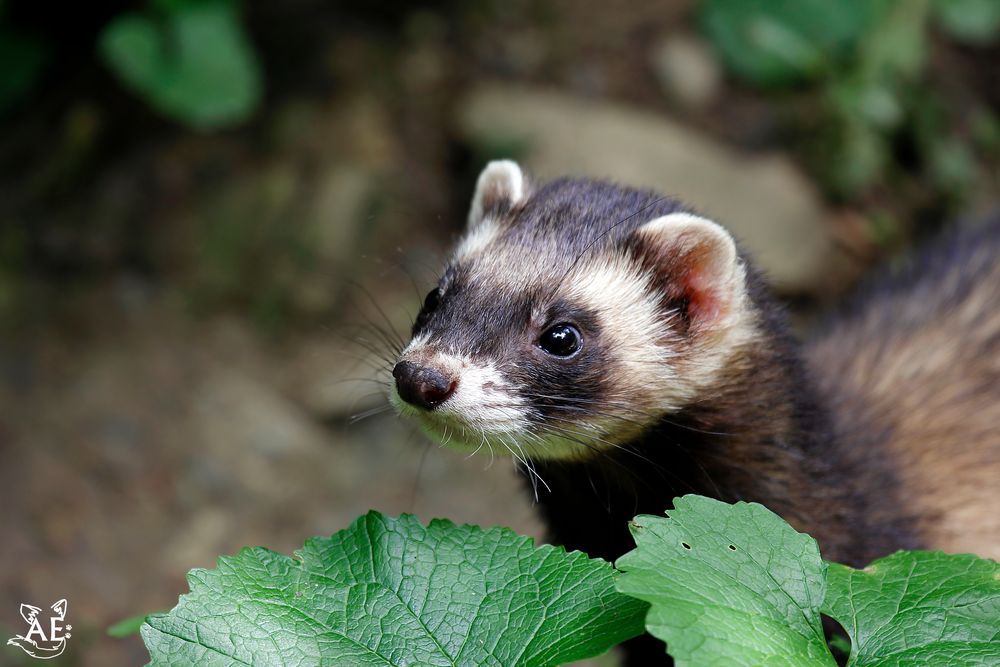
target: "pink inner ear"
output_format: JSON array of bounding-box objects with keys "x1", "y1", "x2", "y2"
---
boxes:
[
  {"x1": 635, "y1": 218, "x2": 737, "y2": 329},
  {"x1": 679, "y1": 253, "x2": 726, "y2": 326}
]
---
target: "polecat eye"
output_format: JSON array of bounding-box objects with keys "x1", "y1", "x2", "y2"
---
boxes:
[
  {"x1": 412, "y1": 288, "x2": 441, "y2": 334},
  {"x1": 423, "y1": 288, "x2": 440, "y2": 313},
  {"x1": 539, "y1": 323, "x2": 582, "y2": 357}
]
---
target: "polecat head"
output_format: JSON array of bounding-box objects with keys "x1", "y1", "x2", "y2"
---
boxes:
[{"x1": 390, "y1": 160, "x2": 758, "y2": 461}]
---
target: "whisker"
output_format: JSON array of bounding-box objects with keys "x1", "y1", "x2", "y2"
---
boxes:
[
  {"x1": 325, "y1": 376, "x2": 393, "y2": 388},
  {"x1": 518, "y1": 391, "x2": 737, "y2": 437},
  {"x1": 349, "y1": 332, "x2": 401, "y2": 363},
  {"x1": 349, "y1": 404, "x2": 393, "y2": 424},
  {"x1": 467, "y1": 429, "x2": 487, "y2": 459},
  {"x1": 407, "y1": 429, "x2": 429, "y2": 512},
  {"x1": 345, "y1": 280, "x2": 409, "y2": 352},
  {"x1": 514, "y1": 436, "x2": 551, "y2": 496}
]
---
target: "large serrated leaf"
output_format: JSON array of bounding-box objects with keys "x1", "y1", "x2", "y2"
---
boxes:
[
  {"x1": 615, "y1": 495, "x2": 837, "y2": 667},
  {"x1": 141, "y1": 511, "x2": 646, "y2": 666},
  {"x1": 823, "y1": 550, "x2": 1000, "y2": 666}
]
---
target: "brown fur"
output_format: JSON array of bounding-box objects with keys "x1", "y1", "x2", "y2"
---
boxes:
[{"x1": 807, "y1": 221, "x2": 1000, "y2": 559}]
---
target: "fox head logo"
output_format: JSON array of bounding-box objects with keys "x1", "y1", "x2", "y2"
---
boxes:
[{"x1": 7, "y1": 599, "x2": 71, "y2": 660}]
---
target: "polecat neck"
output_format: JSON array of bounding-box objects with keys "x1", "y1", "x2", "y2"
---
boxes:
[{"x1": 531, "y1": 326, "x2": 920, "y2": 568}]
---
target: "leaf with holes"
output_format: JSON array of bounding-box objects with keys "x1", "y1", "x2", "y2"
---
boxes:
[
  {"x1": 141, "y1": 511, "x2": 646, "y2": 666},
  {"x1": 823, "y1": 550, "x2": 1000, "y2": 666},
  {"x1": 615, "y1": 495, "x2": 837, "y2": 666}
]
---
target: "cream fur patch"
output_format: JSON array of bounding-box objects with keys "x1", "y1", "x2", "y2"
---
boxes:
[
  {"x1": 389, "y1": 350, "x2": 531, "y2": 455},
  {"x1": 454, "y1": 217, "x2": 500, "y2": 262},
  {"x1": 552, "y1": 214, "x2": 756, "y2": 448},
  {"x1": 468, "y1": 160, "x2": 525, "y2": 228}
]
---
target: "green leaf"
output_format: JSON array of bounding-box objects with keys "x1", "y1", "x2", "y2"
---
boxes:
[
  {"x1": 141, "y1": 512, "x2": 646, "y2": 666},
  {"x1": 856, "y1": 0, "x2": 929, "y2": 83},
  {"x1": 823, "y1": 551, "x2": 1000, "y2": 666},
  {"x1": 99, "y1": 1, "x2": 261, "y2": 129},
  {"x1": 615, "y1": 495, "x2": 837, "y2": 667},
  {"x1": 933, "y1": 0, "x2": 1000, "y2": 45},
  {"x1": 699, "y1": 0, "x2": 889, "y2": 86}
]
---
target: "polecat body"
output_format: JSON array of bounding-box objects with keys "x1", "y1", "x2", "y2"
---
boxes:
[
  {"x1": 807, "y1": 223, "x2": 1000, "y2": 559},
  {"x1": 388, "y1": 161, "x2": 1000, "y2": 661}
]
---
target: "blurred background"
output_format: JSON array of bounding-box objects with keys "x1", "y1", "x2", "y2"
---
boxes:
[{"x1": 0, "y1": 0, "x2": 998, "y2": 664}]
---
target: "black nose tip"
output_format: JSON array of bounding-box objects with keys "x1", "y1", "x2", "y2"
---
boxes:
[{"x1": 393, "y1": 361, "x2": 457, "y2": 410}]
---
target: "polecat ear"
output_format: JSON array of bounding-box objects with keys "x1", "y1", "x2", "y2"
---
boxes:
[
  {"x1": 631, "y1": 212, "x2": 747, "y2": 329},
  {"x1": 468, "y1": 160, "x2": 527, "y2": 228}
]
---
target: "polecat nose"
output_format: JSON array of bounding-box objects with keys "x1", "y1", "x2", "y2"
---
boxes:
[{"x1": 392, "y1": 361, "x2": 457, "y2": 410}]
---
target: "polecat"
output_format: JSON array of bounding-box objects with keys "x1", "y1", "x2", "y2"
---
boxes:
[{"x1": 387, "y1": 160, "x2": 1000, "y2": 663}]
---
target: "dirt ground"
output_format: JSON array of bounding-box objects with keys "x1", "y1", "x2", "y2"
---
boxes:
[{"x1": 0, "y1": 301, "x2": 547, "y2": 664}]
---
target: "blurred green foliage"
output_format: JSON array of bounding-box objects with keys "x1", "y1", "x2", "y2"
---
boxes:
[
  {"x1": 700, "y1": 0, "x2": 884, "y2": 87},
  {"x1": 701, "y1": 0, "x2": 1000, "y2": 87},
  {"x1": 2, "y1": 0, "x2": 997, "y2": 334},
  {"x1": 934, "y1": 0, "x2": 1000, "y2": 45},
  {"x1": 701, "y1": 0, "x2": 1000, "y2": 200},
  {"x1": 100, "y1": 0, "x2": 261, "y2": 128},
  {"x1": 1, "y1": 0, "x2": 262, "y2": 128}
]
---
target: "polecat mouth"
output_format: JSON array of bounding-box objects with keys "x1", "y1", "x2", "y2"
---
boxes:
[
  {"x1": 391, "y1": 388, "x2": 525, "y2": 452},
  {"x1": 392, "y1": 391, "x2": 621, "y2": 466}
]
